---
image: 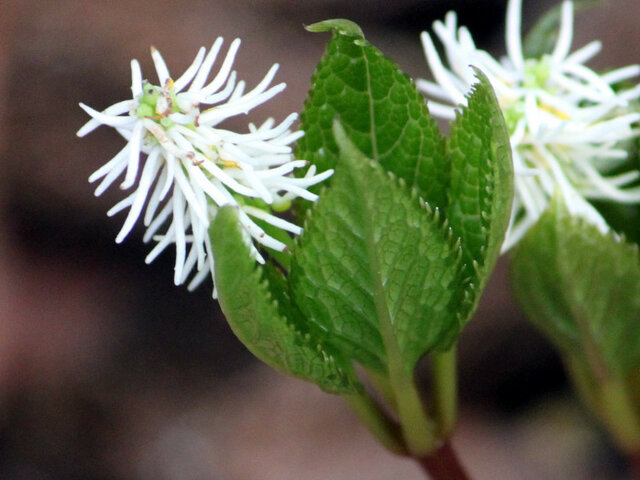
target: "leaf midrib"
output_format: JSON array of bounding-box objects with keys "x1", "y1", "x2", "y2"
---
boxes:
[
  {"x1": 352, "y1": 163, "x2": 409, "y2": 392},
  {"x1": 362, "y1": 46, "x2": 379, "y2": 163},
  {"x1": 354, "y1": 168, "x2": 434, "y2": 453}
]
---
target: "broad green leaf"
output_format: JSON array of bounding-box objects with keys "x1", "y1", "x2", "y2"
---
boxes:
[
  {"x1": 447, "y1": 69, "x2": 513, "y2": 300},
  {"x1": 291, "y1": 122, "x2": 464, "y2": 374},
  {"x1": 211, "y1": 206, "x2": 360, "y2": 394},
  {"x1": 511, "y1": 199, "x2": 640, "y2": 377},
  {"x1": 297, "y1": 19, "x2": 449, "y2": 209}
]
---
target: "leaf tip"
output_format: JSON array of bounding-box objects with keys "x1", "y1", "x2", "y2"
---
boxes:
[
  {"x1": 469, "y1": 65, "x2": 490, "y2": 85},
  {"x1": 305, "y1": 19, "x2": 365, "y2": 39}
]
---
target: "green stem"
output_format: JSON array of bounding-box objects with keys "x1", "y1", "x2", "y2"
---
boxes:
[
  {"x1": 599, "y1": 376, "x2": 640, "y2": 453},
  {"x1": 367, "y1": 368, "x2": 398, "y2": 413},
  {"x1": 372, "y1": 276, "x2": 435, "y2": 454},
  {"x1": 568, "y1": 356, "x2": 640, "y2": 454},
  {"x1": 431, "y1": 345, "x2": 458, "y2": 438},
  {"x1": 364, "y1": 209, "x2": 436, "y2": 455},
  {"x1": 565, "y1": 356, "x2": 600, "y2": 418},
  {"x1": 345, "y1": 392, "x2": 407, "y2": 455},
  {"x1": 392, "y1": 369, "x2": 437, "y2": 455}
]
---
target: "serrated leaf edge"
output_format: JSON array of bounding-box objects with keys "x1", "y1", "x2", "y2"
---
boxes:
[
  {"x1": 214, "y1": 207, "x2": 359, "y2": 393},
  {"x1": 257, "y1": 264, "x2": 357, "y2": 386},
  {"x1": 294, "y1": 152, "x2": 471, "y2": 355}
]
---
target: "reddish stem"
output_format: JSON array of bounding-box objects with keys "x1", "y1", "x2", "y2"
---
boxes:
[
  {"x1": 630, "y1": 450, "x2": 640, "y2": 480},
  {"x1": 415, "y1": 441, "x2": 470, "y2": 480}
]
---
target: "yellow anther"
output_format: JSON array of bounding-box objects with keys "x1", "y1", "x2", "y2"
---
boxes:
[
  {"x1": 219, "y1": 159, "x2": 240, "y2": 168},
  {"x1": 540, "y1": 102, "x2": 570, "y2": 120}
]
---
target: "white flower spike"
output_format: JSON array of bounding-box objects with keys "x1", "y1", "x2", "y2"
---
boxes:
[
  {"x1": 77, "y1": 40, "x2": 332, "y2": 295},
  {"x1": 418, "y1": 0, "x2": 640, "y2": 250}
]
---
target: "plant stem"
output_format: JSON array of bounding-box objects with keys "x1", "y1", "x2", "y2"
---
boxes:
[
  {"x1": 568, "y1": 356, "x2": 640, "y2": 461},
  {"x1": 629, "y1": 450, "x2": 640, "y2": 480},
  {"x1": 345, "y1": 392, "x2": 407, "y2": 455},
  {"x1": 599, "y1": 376, "x2": 640, "y2": 454},
  {"x1": 415, "y1": 440, "x2": 470, "y2": 480},
  {"x1": 431, "y1": 345, "x2": 458, "y2": 437},
  {"x1": 393, "y1": 370, "x2": 437, "y2": 455},
  {"x1": 371, "y1": 262, "x2": 436, "y2": 454}
]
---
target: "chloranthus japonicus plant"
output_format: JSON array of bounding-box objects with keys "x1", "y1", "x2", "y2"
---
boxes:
[
  {"x1": 212, "y1": 19, "x2": 513, "y2": 475},
  {"x1": 76, "y1": 0, "x2": 640, "y2": 473},
  {"x1": 75, "y1": 0, "x2": 640, "y2": 472},
  {"x1": 76, "y1": 2, "x2": 522, "y2": 475}
]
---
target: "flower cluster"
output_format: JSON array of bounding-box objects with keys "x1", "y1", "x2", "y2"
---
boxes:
[
  {"x1": 418, "y1": 0, "x2": 640, "y2": 249},
  {"x1": 77, "y1": 39, "x2": 332, "y2": 294}
]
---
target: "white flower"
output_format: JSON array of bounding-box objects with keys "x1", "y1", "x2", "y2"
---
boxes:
[
  {"x1": 418, "y1": 0, "x2": 640, "y2": 250},
  {"x1": 77, "y1": 39, "x2": 332, "y2": 295}
]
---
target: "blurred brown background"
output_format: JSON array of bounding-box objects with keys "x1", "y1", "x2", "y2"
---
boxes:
[{"x1": 0, "y1": 1, "x2": 638, "y2": 479}]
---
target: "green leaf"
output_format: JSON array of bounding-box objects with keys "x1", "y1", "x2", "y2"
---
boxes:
[
  {"x1": 211, "y1": 206, "x2": 361, "y2": 394},
  {"x1": 511, "y1": 199, "x2": 640, "y2": 377},
  {"x1": 291, "y1": 121, "x2": 464, "y2": 374},
  {"x1": 523, "y1": 2, "x2": 564, "y2": 58},
  {"x1": 298, "y1": 20, "x2": 448, "y2": 209},
  {"x1": 523, "y1": 1, "x2": 601, "y2": 58},
  {"x1": 446, "y1": 69, "x2": 513, "y2": 301}
]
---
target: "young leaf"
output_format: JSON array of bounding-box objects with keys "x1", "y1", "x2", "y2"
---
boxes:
[
  {"x1": 523, "y1": 1, "x2": 599, "y2": 58},
  {"x1": 298, "y1": 19, "x2": 449, "y2": 209},
  {"x1": 446, "y1": 69, "x2": 513, "y2": 301},
  {"x1": 522, "y1": 2, "x2": 564, "y2": 58},
  {"x1": 511, "y1": 199, "x2": 640, "y2": 378},
  {"x1": 211, "y1": 206, "x2": 361, "y2": 394},
  {"x1": 291, "y1": 121, "x2": 464, "y2": 374}
]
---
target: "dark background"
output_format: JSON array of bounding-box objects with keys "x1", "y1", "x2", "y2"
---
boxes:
[{"x1": 0, "y1": 1, "x2": 638, "y2": 478}]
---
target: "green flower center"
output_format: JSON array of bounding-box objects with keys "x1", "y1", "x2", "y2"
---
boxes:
[
  {"x1": 135, "y1": 80, "x2": 181, "y2": 129},
  {"x1": 499, "y1": 57, "x2": 563, "y2": 135},
  {"x1": 523, "y1": 56, "x2": 551, "y2": 90}
]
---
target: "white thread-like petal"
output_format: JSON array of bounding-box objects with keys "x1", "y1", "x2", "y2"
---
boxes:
[
  {"x1": 79, "y1": 40, "x2": 334, "y2": 295},
  {"x1": 417, "y1": 0, "x2": 640, "y2": 249}
]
